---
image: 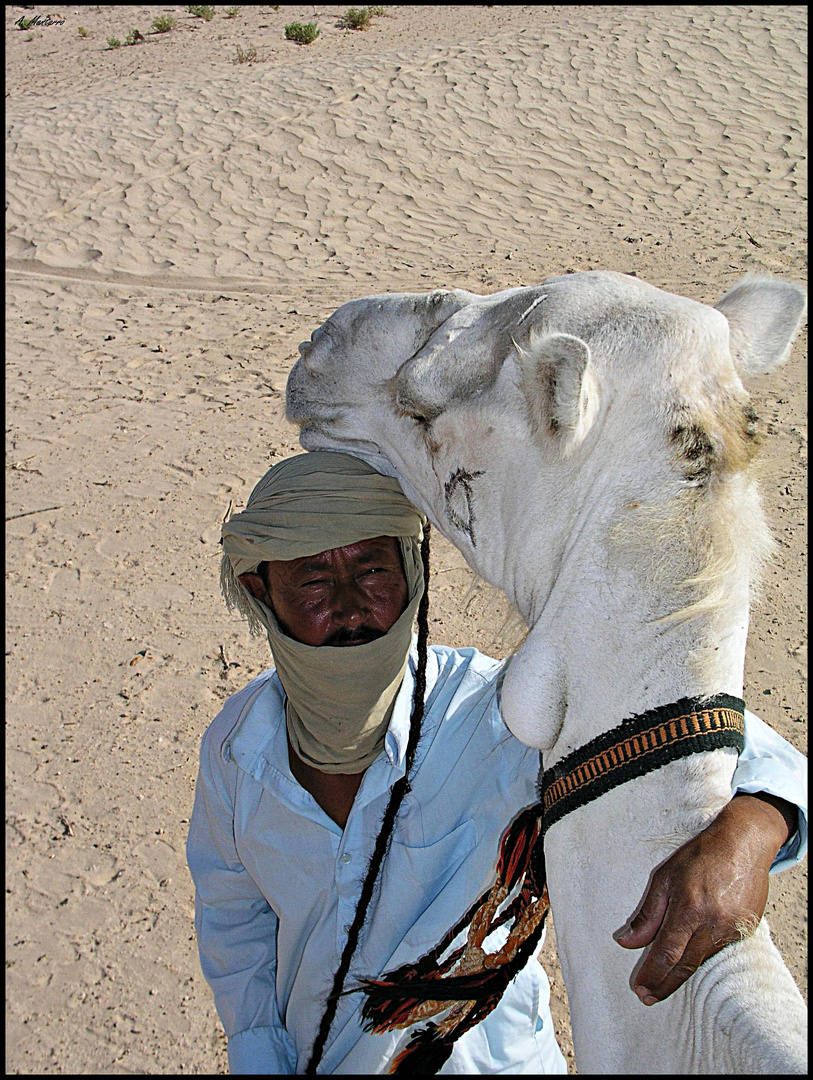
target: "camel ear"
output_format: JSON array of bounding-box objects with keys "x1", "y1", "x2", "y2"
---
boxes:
[
  {"x1": 714, "y1": 276, "x2": 807, "y2": 377},
  {"x1": 519, "y1": 331, "x2": 598, "y2": 451}
]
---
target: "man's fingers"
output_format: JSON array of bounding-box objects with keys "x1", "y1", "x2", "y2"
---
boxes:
[
  {"x1": 631, "y1": 901, "x2": 698, "y2": 1001},
  {"x1": 617, "y1": 792, "x2": 780, "y2": 1006},
  {"x1": 616, "y1": 877, "x2": 668, "y2": 950},
  {"x1": 633, "y1": 920, "x2": 709, "y2": 1004}
]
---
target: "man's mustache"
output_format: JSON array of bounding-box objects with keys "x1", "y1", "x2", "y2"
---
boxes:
[{"x1": 324, "y1": 626, "x2": 386, "y2": 646}]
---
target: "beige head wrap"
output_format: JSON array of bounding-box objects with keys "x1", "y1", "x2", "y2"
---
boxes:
[{"x1": 220, "y1": 452, "x2": 426, "y2": 773}]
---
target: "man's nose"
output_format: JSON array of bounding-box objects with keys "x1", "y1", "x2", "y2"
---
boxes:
[{"x1": 332, "y1": 582, "x2": 366, "y2": 626}]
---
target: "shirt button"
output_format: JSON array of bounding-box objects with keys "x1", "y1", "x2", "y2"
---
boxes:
[{"x1": 340, "y1": 853, "x2": 351, "y2": 865}]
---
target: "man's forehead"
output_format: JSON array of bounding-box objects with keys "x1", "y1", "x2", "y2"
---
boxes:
[{"x1": 270, "y1": 535, "x2": 401, "y2": 571}]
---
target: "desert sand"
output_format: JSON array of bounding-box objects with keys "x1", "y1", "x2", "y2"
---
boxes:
[{"x1": 6, "y1": 4, "x2": 806, "y2": 1074}]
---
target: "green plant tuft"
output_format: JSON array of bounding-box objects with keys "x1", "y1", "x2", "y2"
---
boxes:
[
  {"x1": 224, "y1": 5, "x2": 240, "y2": 17},
  {"x1": 78, "y1": 25, "x2": 90, "y2": 37},
  {"x1": 342, "y1": 7, "x2": 371, "y2": 30},
  {"x1": 284, "y1": 21, "x2": 319, "y2": 44},
  {"x1": 124, "y1": 28, "x2": 145, "y2": 46},
  {"x1": 187, "y1": 4, "x2": 215, "y2": 20},
  {"x1": 107, "y1": 37, "x2": 122, "y2": 49},
  {"x1": 152, "y1": 14, "x2": 175, "y2": 32}
]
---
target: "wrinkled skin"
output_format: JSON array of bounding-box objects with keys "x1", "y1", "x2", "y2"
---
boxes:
[{"x1": 617, "y1": 790, "x2": 794, "y2": 1004}]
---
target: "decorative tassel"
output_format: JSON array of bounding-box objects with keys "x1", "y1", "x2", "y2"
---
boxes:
[
  {"x1": 354, "y1": 802, "x2": 549, "y2": 1074},
  {"x1": 355, "y1": 694, "x2": 748, "y2": 1073}
]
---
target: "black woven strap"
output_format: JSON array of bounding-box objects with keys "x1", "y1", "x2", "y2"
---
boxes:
[
  {"x1": 368, "y1": 693, "x2": 745, "y2": 1075},
  {"x1": 539, "y1": 694, "x2": 745, "y2": 835}
]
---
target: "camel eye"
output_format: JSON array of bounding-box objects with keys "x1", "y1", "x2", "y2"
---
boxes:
[{"x1": 395, "y1": 384, "x2": 444, "y2": 425}]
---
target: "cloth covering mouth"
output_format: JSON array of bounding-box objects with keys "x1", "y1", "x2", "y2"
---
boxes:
[{"x1": 220, "y1": 452, "x2": 427, "y2": 773}]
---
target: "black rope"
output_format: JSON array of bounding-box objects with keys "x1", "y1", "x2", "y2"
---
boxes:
[
  {"x1": 352, "y1": 802, "x2": 549, "y2": 1073},
  {"x1": 305, "y1": 524, "x2": 432, "y2": 1075}
]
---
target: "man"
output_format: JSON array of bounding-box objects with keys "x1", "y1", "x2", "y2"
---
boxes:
[{"x1": 187, "y1": 452, "x2": 807, "y2": 1075}]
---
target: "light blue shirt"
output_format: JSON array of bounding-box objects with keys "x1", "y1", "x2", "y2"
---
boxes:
[{"x1": 187, "y1": 645, "x2": 807, "y2": 1075}]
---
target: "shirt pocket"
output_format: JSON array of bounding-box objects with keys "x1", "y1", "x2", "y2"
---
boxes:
[{"x1": 363, "y1": 817, "x2": 478, "y2": 973}]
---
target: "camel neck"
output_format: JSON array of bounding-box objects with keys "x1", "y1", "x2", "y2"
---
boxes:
[{"x1": 499, "y1": 538, "x2": 750, "y2": 764}]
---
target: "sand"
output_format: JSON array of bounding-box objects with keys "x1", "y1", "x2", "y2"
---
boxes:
[{"x1": 5, "y1": 4, "x2": 806, "y2": 1074}]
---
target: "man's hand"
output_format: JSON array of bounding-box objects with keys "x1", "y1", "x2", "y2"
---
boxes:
[{"x1": 615, "y1": 792, "x2": 795, "y2": 1005}]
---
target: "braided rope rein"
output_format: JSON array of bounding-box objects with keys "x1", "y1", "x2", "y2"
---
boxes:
[{"x1": 305, "y1": 524, "x2": 432, "y2": 1075}]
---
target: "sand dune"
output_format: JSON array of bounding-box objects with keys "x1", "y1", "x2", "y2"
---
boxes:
[
  {"x1": 7, "y1": 7, "x2": 806, "y2": 285},
  {"x1": 6, "y1": 5, "x2": 806, "y2": 1074}
]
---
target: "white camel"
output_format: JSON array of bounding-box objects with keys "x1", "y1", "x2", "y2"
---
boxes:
[{"x1": 285, "y1": 270, "x2": 807, "y2": 1073}]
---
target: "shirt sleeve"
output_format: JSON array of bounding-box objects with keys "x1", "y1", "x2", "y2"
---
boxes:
[
  {"x1": 186, "y1": 722, "x2": 297, "y2": 1075},
  {"x1": 733, "y1": 709, "x2": 808, "y2": 874}
]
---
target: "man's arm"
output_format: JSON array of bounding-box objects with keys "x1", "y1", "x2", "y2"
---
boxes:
[
  {"x1": 187, "y1": 727, "x2": 297, "y2": 1074},
  {"x1": 727, "y1": 708, "x2": 808, "y2": 872},
  {"x1": 616, "y1": 709, "x2": 807, "y2": 1005}
]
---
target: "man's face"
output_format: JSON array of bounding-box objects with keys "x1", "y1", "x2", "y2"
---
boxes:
[{"x1": 239, "y1": 536, "x2": 410, "y2": 647}]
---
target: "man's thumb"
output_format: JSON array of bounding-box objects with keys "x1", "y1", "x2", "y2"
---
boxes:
[{"x1": 615, "y1": 883, "x2": 668, "y2": 949}]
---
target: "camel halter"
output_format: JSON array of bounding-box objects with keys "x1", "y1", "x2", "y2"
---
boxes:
[{"x1": 355, "y1": 693, "x2": 745, "y2": 1074}]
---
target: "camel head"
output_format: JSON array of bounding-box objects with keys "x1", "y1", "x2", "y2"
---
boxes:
[
  {"x1": 287, "y1": 271, "x2": 805, "y2": 631},
  {"x1": 288, "y1": 285, "x2": 478, "y2": 461}
]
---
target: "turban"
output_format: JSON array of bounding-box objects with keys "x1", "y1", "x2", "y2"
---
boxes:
[{"x1": 220, "y1": 452, "x2": 426, "y2": 773}]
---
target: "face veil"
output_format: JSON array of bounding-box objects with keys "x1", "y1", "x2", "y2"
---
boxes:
[{"x1": 220, "y1": 452, "x2": 427, "y2": 772}]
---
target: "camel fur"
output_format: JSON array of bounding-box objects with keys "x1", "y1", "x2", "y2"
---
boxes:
[{"x1": 285, "y1": 270, "x2": 807, "y2": 1073}]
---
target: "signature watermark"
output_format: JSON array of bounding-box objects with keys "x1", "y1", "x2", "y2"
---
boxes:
[{"x1": 14, "y1": 13, "x2": 67, "y2": 29}]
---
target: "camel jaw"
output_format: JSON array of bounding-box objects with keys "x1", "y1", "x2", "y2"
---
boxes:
[{"x1": 297, "y1": 420, "x2": 402, "y2": 479}]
